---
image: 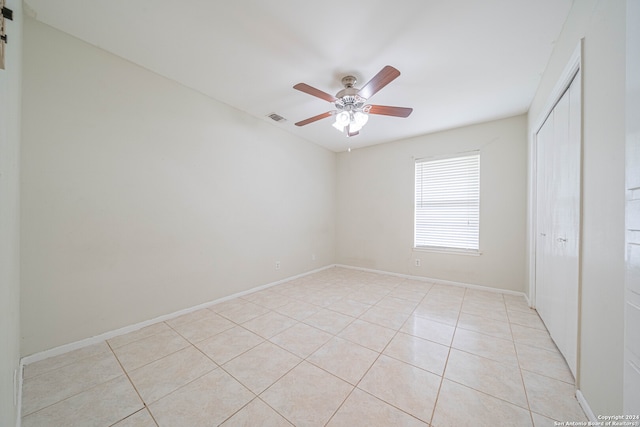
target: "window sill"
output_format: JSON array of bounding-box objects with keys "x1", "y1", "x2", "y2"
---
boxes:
[{"x1": 413, "y1": 247, "x2": 482, "y2": 256}]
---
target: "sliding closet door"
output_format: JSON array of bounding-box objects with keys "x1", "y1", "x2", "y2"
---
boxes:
[
  {"x1": 535, "y1": 71, "x2": 581, "y2": 377},
  {"x1": 535, "y1": 114, "x2": 554, "y2": 333}
]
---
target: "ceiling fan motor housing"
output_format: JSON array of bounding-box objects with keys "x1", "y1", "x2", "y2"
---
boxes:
[
  {"x1": 335, "y1": 76, "x2": 366, "y2": 112},
  {"x1": 335, "y1": 94, "x2": 366, "y2": 112}
]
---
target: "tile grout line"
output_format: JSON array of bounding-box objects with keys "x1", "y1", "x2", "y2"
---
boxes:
[
  {"x1": 214, "y1": 278, "x2": 359, "y2": 426},
  {"x1": 118, "y1": 323, "x2": 260, "y2": 427},
  {"x1": 505, "y1": 295, "x2": 538, "y2": 427},
  {"x1": 276, "y1": 295, "x2": 357, "y2": 426},
  {"x1": 507, "y1": 303, "x2": 581, "y2": 422},
  {"x1": 505, "y1": 301, "x2": 568, "y2": 426},
  {"x1": 20, "y1": 347, "x2": 132, "y2": 420},
  {"x1": 254, "y1": 395, "x2": 297, "y2": 427},
  {"x1": 175, "y1": 303, "x2": 307, "y2": 424},
  {"x1": 183, "y1": 320, "x2": 292, "y2": 426},
  {"x1": 105, "y1": 339, "x2": 161, "y2": 427},
  {"x1": 281, "y1": 276, "x2": 403, "y2": 426},
  {"x1": 442, "y1": 293, "x2": 544, "y2": 416},
  {"x1": 114, "y1": 313, "x2": 277, "y2": 425},
  {"x1": 325, "y1": 280, "x2": 399, "y2": 424},
  {"x1": 322, "y1": 278, "x2": 422, "y2": 426},
  {"x1": 327, "y1": 280, "x2": 446, "y2": 425},
  {"x1": 21, "y1": 374, "x2": 123, "y2": 420},
  {"x1": 427, "y1": 286, "x2": 465, "y2": 426}
]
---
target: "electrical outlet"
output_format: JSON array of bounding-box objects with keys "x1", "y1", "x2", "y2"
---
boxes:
[
  {"x1": 311, "y1": 254, "x2": 316, "y2": 261},
  {"x1": 275, "y1": 261, "x2": 280, "y2": 270},
  {"x1": 415, "y1": 259, "x2": 421, "y2": 267}
]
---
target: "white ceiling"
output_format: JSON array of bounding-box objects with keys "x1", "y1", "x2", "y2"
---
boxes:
[{"x1": 24, "y1": 0, "x2": 573, "y2": 152}]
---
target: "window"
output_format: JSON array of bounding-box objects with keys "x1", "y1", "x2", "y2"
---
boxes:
[{"x1": 414, "y1": 153, "x2": 480, "y2": 252}]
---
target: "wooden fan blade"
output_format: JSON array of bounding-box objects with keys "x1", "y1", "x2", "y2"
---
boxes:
[
  {"x1": 293, "y1": 83, "x2": 337, "y2": 103},
  {"x1": 358, "y1": 66, "x2": 401, "y2": 99},
  {"x1": 367, "y1": 105, "x2": 413, "y2": 118},
  {"x1": 295, "y1": 111, "x2": 334, "y2": 126}
]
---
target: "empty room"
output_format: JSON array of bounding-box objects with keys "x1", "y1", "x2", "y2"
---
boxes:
[{"x1": 1, "y1": 0, "x2": 638, "y2": 426}]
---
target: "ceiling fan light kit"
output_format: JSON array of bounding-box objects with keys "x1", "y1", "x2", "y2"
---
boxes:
[
  {"x1": 332, "y1": 110, "x2": 369, "y2": 133},
  {"x1": 293, "y1": 65, "x2": 413, "y2": 138}
]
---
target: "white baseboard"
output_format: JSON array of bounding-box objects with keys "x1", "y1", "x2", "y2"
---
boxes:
[
  {"x1": 9, "y1": 261, "x2": 544, "y2": 427},
  {"x1": 20, "y1": 264, "x2": 334, "y2": 367},
  {"x1": 16, "y1": 263, "x2": 533, "y2": 426},
  {"x1": 576, "y1": 389, "x2": 596, "y2": 422},
  {"x1": 20, "y1": 264, "x2": 526, "y2": 368},
  {"x1": 19, "y1": 263, "x2": 527, "y2": 368},
  {"x1": 335, "y1": 264, "x2": 528, "y2": 298}
]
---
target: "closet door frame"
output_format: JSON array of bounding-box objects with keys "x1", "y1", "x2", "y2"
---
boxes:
[
  {"x1": 528, "y1": 40, "x2": 583, "y2": 378},
  {"x1": 624, "y1": 0, "x2": 640, "y2": 414}
]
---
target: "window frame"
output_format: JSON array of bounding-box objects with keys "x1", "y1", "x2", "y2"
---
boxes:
[{"x1": 413, "y1": 152, "x2": 481, "y2": 255}]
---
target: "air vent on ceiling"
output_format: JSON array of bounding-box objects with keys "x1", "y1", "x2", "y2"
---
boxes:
[{"x1": 267, "y1": 113, "x2": 287, "y2": 123}]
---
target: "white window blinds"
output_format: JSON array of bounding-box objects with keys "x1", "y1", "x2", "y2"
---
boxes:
[{"x1": 414, "y1": 153, "x2": 480, "y2": 251}]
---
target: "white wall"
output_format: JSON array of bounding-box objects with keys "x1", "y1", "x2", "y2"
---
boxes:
[
  {"x1": 15, "y1": 1, "x2": 629, "y2": 416},
  {"x1": 336, "y1": 115, "x2": 527, "y2": 292},
  {"x1": 0, "y1": 1, "x2": 22, "y2": 425},
  {"x1": 20, "y1": 18, "x2": 336, "y2": 356},
  {"x1": 527, "y1": 0, "x2": 626, "y2": 416}
]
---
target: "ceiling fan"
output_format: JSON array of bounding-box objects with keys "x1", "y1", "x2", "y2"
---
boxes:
[{"x1": 293, "y1": 65, "x2": 413, "y2": 137}]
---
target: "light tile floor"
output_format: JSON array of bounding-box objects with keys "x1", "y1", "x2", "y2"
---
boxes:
[{"x1": 21, "y1": 267, "x2": 588, "y2": 426}]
